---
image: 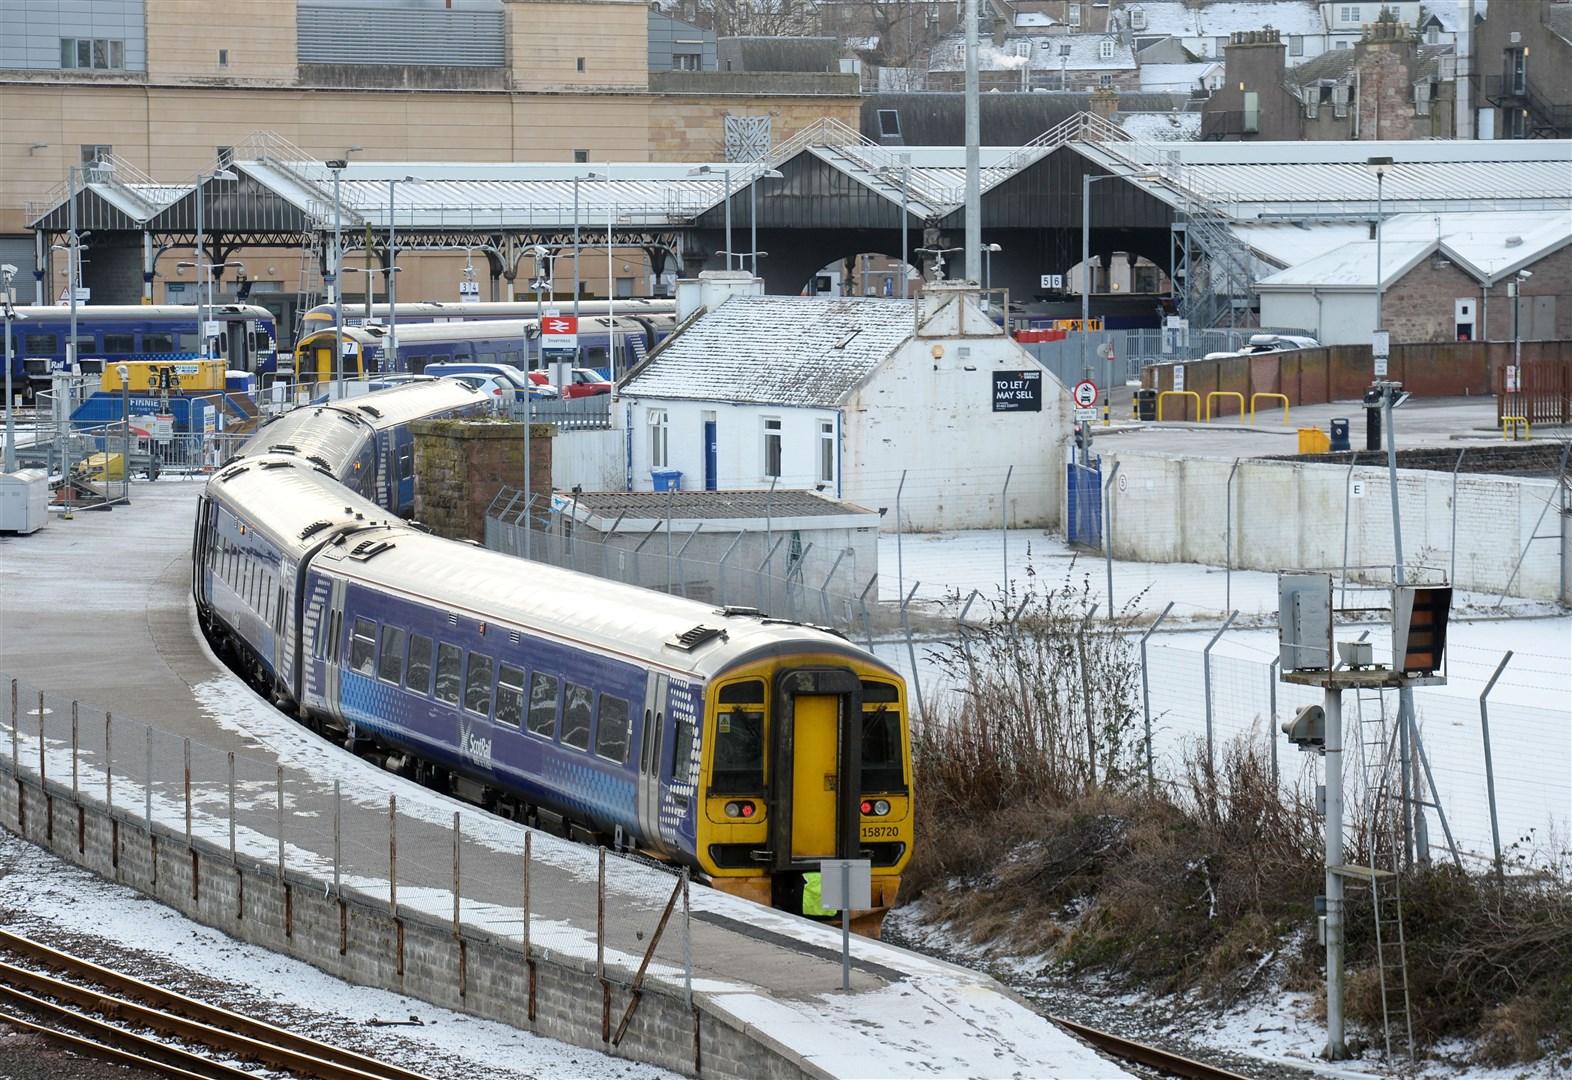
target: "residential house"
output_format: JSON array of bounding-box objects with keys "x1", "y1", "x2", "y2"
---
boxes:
[
  {"x1": 1284, "y1": 21, "x2": 1456, "y2": 139},
  {"x1": 618, "y1": 276, "x2": 1070, "y2": 530},
  {"x1": 1474, "y1": 0, "x2": 1572, "y2": 138},
  {"x1": 1110, "y1": 0, "x2": 1329, "y2": 65},
  {"x1": 927, "y1": 31, "x2": 1138, "y2": 91}
]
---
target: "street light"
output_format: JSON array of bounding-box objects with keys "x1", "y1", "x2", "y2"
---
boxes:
[
  {"x1": 980, "y1": 242, "x2": 1001, "y2": 290},
  {"x1": 193, "y1": 168, "x2": 238, "y2": 363},
  {"x1": 572, "y1": 171, "x2": 603, "y2": 377},
  {"x1": 687, "y1": 166, "x2": 733, "y2": 270},
  {"x1": 1510, "y1": 269, "x2": 1531, "y2": 373},
  {"x1": 875, "y1": 155, "x2": 913, "y2": 299},
  {"x1": 324, "y1": 158, "x2": 350, "y2": 393},
  {"x1": 2, "y1": 263, "x2": 20, "y2": 473},
  {"x1": 913, "y1": 245, "x2": 964, "y2": 283},
  {"x1": 385, "y1": 175, "x2": 425, "y2": 372},
  {"x1": 747, "y1": 167, "x2": 784, "y2": 275},
  {"x1": 1366, "y1": 156, "x2": 1392, "y2": 334}
]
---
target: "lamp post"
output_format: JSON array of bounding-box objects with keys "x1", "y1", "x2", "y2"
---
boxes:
[
  {"x1": 747, "y1": 167, "x2": 784, "y2": 276},
  {"x1": 385, "y1": 175, "x2": 425, "y2": 373},
  {"x1": 572, "y1": 171, "x2": 603, "y2": 376},
  {"x1": 687, "y1": 166, "x2": 733, "y2": 269},
  {"x1": 876, "y1": 156, "x2": 913, "y2": 299},
  {"x1": 1081, "y1": 171, "x2": 1126, "y2": 384},
  {"x1": 323, "y1": 159, "x2": 349, "y2": 392},
  {"x1": 1366, "y1": 157, "x2": 1392, "y2": 335},
  {"x1": 981, "y1": 242, "x2": 1001, "y2": 290},
  {"x1": 2, "y1": 263, "x2": 18, "y2": 473},
  {"x1": 193, "y1": 168, "x2": 238, "y2": 363}
]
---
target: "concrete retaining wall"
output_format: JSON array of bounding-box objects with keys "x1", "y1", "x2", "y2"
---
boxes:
[
  {"x1": 1102, "y1": 450, "x2": 1567, "y2": 602},
  {"x1": 0, "y1": 760, "x2": 804, "y2": 1079}
]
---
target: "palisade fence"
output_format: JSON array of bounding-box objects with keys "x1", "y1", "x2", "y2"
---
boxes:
[{"x1": 1, "y1": 676, "x2": 696, "y2": 1034}]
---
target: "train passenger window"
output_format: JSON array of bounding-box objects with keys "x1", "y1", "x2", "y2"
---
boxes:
[
  {"x1": 478, "y1": 350, "x2": 498, "y2": 364},
  {"x1": 431, "y1": 354, "x2": 450, "y2": 366},
  {"x1": 378, "y1": 625, "x2": 405, "y2": 683},
  {"x1": 585, "y1": 346, "x2": 607, "y2": 366},
  {"x1": 595, "y1": 695, "x2": 630, "y2": 763},
  {"x1": 398, "y1": 445, "x2": 413, "y2": 482},
  {"x1": 527, "y1": 672, "x2": 559, "y2": 737},
  {"x1": 103, "y1": 333, "x2": 135, "y2": 353},
  {"x1": 671, "y1": 720, "x2": 695, "y2": 785},
  {"x1": 464, "y1": 653, "x2": 495, "y2": 715},
  {"x1": 860, "y1": 681, "x2": 905, "y2": 792},
  {"x1": 312, "y1": 603, "x2": 329, "y2": 658},
  {"x1": 435, "y1": 643, "x2": 463, "y2": 705},
  {"x1": 496, "y1": 665, "x2": 526, "y2": 728},
  {"x1": 143, "y1": 333, "x2": 174, "y2": 353},
  {"x1": 501, "y1": 350, "x2": 520, "y2": 367},
  {"x1": 348, "y1": 618, "x2": 377, "y2": 675},
  {"x1": 406, "y1": 634, "x2": 434, "y2": 693},
  {"x1": 561, "y1": 682, "x2": 593, "y2": 750},
  {"x1": 23, "y1": 333, "x2": 58, "y2": 354},
  {"x1": 711, "y1": 680, "x2": 765, "y2": 794}
]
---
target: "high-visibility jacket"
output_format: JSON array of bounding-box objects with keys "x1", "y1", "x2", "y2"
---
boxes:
[{"x1": 802, "y1": 872, "x2": 838, "y2": 917}]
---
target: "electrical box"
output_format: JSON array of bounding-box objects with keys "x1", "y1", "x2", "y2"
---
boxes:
[
  {"x1": 1278, "y1": 573, "x2": 1332, "y2": 671},
  {"x1": 1336, "y1": 640, "x2": 1373, "y2": 668},
  {"x1": 0, "y1": 469, "x2": 49, "y2": 534}
]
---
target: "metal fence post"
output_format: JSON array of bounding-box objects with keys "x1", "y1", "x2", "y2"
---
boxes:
[
  {"x1": 717, "y1": 531, "x2": 743, "y2": 610},
  {"x1": 819, "y1": 548, "x2": 848, "y2": 628},
  {"x1": 183, "y1": 738, "x2": 192, "y2": 846},
  {"x1": 1103, "y1": 460, "x2": 1121, "y2": 614},
  {"x1": 1479, "y1": 652, "x2": 1513, "y2": 887},
  {"x1": 228, "y1": 751, "x2": 236, "y2": 862},
  {"x1": 333, "y1": 779, "x2": 341, "y2": 898},
  {"x1": 275, "y1": 765, "x2": 284, "y2": 878},
  {"x1": 10, "y1": 682, "x2": 18, "y2": 771},
  {"x1": 36, "y1": 692, "x2": 45, "y2": 788},
  {"x1": 1225, "y1": 459, "x2": 1240, "y2": 613},
  {"x1": 70, "y1": 702, "x2": 78, "y2": 803},
  {"x1": 1001, "y1": 464, "x2": 1013, "y2": 600},
  {"x1": 1138, "y1": 602, "x2": 1173, "y2": 789},
  {"x1": 900, "y1": 581, "x2": 925, "y2": 722},
  {"x1": 1202, "y1": 611, "x2": 1238, "y2": 780},
  {"x1": 389, "y1": 793, "x2": 398, "y2": 917},
  {"x1": 682, "y1": 868, "x2": 692, "y2": 1010},
  {"x1": 1450, "y1": 448, "x2": 1465, "y2": 590},
  {"x1": 452, "y1": 811, "x2": 462, "y2": 933},
  {"x1": 523, "y1": 831, "x2": 532, "y2": 958},
  {"x1": 145, "y1": 727, "x2": 153, "y2": 828},
  {"x1": 105, "y1": 713, "x2": 112, "y2": 813},
  {"x1": 1268, "y1": 655, "x2": 1281, "y2": 786},
  {"x1": 858, "y1": 575, "x2": 878, "y2": 652}
]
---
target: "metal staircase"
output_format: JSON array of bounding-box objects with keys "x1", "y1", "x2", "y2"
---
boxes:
[
  {"x1": 1172, "y1": 195, "x2": 1257, "y2": 330},
  {"x1": 294, "y1": 225, "x2": 325, "y2": 348}
]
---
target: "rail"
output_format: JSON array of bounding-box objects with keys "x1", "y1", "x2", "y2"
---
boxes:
[
  {"x1": 1157, "y1": 390, "x2": 1200, "y2": 421},
  {"x1": 1204, "y1": 391, "x2": 1244, "y2": 423},
  {"x1": 1249, "y1": 392, "x2": 1290, "y2": 426}
]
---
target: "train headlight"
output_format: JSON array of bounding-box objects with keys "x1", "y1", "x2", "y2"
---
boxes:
[
  {"x1": 859, "y1": 799, "x2": 891, "y2": 817},
  {"x1": 723, "y1": 800, "x2": 757, "y2": 819}
]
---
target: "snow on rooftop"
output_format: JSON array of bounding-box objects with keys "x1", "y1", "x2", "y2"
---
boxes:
[
  {"x1": 1255, "y1": 238, "x2": 1431, "y2": 289},
  {"x1": 623, "y1": 295, "x2": 913, "y2": 406},
  {"x1": 1137, "y1": 61, "x2": 1220, "y2": 93},
  {"x1": 1116, "y1": 110, "x2": 1202, "y2": 141}
]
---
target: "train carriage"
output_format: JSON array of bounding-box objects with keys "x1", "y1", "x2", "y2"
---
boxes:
[{"x1": 195, "y1": 388, "x2": 914, "y2": 930}]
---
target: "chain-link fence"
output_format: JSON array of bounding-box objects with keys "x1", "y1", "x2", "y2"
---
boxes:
[{"x1": 2, "y1": 676, "x2": 694, "y2": 1006}]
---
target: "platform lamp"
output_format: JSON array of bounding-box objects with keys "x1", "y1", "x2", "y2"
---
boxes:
[
  {"x1": 686, "y1": 165, "x2": 733, "y2": 270},
  {"x1": 2, "y1": 263, "x2": 20, "y2": 473},
  {"x1": 571, "y1": 172, "x2": 602, "y2": 380},
  {"x1": 1365, "y1": 156, "x2": 1393, "y2": 334},
  {"x1": 385, "y1": 175, "x2": 427, "y2": 373},
  {"x1": 325, "y1": 157, "x2": 350, "y2": 393},
  {"x1": 193, "y1": 168, "x2": 238, "y2": 363},
  {"x1": 875, "y1": 155, "x2": 913, "y2": 298},
  {"x1": 980, "y1": 242, "x2": 1001, "y2": 290}
]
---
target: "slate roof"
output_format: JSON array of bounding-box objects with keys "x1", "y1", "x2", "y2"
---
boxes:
[{"x1": 620, "y1": 296, "x2": 914, "y2": 407}]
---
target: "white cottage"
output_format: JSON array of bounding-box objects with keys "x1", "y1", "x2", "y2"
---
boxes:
[{"x1": 618, "y1": 282, "x2": 1071, "y2": 531}]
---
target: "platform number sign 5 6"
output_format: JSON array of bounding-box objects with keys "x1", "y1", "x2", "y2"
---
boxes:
[{"x1": 1072, "y1": 380, "x2": 1099, "y2": 408}]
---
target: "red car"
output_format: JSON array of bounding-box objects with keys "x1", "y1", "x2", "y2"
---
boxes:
[{"x1": 562, "y1": 368, "x2": 613, "y2": 398}]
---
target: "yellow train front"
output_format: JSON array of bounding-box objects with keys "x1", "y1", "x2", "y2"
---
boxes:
[{"x1": 686, "y1": 642, "x2": 912, "y2": 935}]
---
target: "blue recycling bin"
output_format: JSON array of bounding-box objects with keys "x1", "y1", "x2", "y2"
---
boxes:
[
  {"x1": 1329, "y1": 417, "x2": 1351, "y2": 452},
  {"x1": 651, "y1": 468, "x2": 683, "y2": 492}
]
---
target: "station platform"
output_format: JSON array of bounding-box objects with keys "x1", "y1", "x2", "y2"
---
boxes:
[{"x1": 0, "y1": 479, "x2": 1132, "y2": 1079}]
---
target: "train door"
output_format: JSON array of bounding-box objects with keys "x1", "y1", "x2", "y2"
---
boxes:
[
  {"x1": 635, "y1": 673, "x2": 672, "y2": 855},
  {"x1": 770, "y1": 668, "x2": 862, "y2": 869},
  {"x1": 320, "y1": 577, "x2": 348, "y2": 718}
]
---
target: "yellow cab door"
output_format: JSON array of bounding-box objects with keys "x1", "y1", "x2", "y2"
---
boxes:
[
  {"x1": 772, "y1": 668, "x2": 862, "y2": 867},
  {"x1": 790, "y1": 693, "x2": 839, "y2": 857}
]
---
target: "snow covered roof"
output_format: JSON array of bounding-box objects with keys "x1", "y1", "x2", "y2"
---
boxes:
[
  {"x1": 1138, "y1": 61, "x2": 1221, "y2": 93},
  {"x1": 1014, "y1": 11, "x2": 1060, "y2": 26},
  {"x1": 621, "y1": 296, "x2": 914, "y2": 407},
  {"x1": 1116, "y1": 110, "x2": 1203, "y2": 141},
  {"x1": 929, "y1": 32, "x2": 1135, "y2": 73},
  {"x1": 1253, "y1": 209, "x2": 1572, "y2": 290},
  {"x1": 1116, "y1": 0, "x2": 1323, "y2": 38},
  {"x1": 1419, "y1": 1, "x2": 1462, "y2": 31}
]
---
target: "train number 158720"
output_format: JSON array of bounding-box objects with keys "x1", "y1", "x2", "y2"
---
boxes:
[{"x1": 860, "y1": 824, "x2": 900, "y2": 839}]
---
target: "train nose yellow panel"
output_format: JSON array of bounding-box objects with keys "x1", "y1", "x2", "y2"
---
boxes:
[{"x1": 791, "y1": 695, "x2": 839, "y2": 858}]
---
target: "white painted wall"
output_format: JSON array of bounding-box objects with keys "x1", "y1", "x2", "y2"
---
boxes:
[
  {"x1": 625, "y1": 397, "x2": 842, "y2": 493},
  {"x1": 1101, "y1": 450, "x2": 1566, "y2": 602},
  {"x1": 1258, "y1": 290, "x2": 1378, "y2": 345}
]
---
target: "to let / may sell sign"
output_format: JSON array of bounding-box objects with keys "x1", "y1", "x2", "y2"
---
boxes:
[
  {"x1": 541, "y1": 314, "x2": 578, "y2": 353},
  {"x1": 992, "y1": 370, "x2": 1042, "y2": 412}
]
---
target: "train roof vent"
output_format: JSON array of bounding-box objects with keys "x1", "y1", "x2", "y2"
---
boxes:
[
  {"x1": 257, "y1": 459, "x2": 294, "y2": 470},
  {"x1": 447, "y1": 613, "x2": 459, "y2": 626},
  {"x1": 217, "y1": 464, "x2": 251, "y2": 481},
  {"x1": 667, "y1": 625, "x2": 725, "y2": 651},
  {"x1": 356, "y1": 404, "x2": 384, "y2": 419},
  {"x1": 717, "y1": 606, "x2": 762, "y2": 618},
  {"x1": 307, "y1": 455, "x2": 333, "y2": 471},
  {"x1": 509, "y1": 629, "x2": 522, "y2": 645},
  {"x1": 272, "y1": 442, "x2": 299, "y2": 454},
  {"x1": 348, "y1": 539, "x2": 395, "y2": 561},
  {"x1": 299, "y1": 519, "x2": 334, "y2": 540}
]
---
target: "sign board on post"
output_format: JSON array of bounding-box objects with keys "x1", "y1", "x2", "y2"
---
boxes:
[
  {"x1": 820, "y1": 858, "x2": 872, "y2": 992},
  {"x1": 1072, "y1": 379, "x2": 1098, "y2": 408},
  {"x1": 1040, "y1": 273, "x2": 1064, "y2": 290},
  {"x1": 458, "y1": 279, "x2": 480, "y2": 303},
  {"x1": 991, "y1": 370, "x2": 1042, "y2": 412},
  {"x1": 1172, "y1": 364, "x2": 1185, "y2": 392},
  {"x1": 1372, "y1": 330, "x2": 1390, "y2": 378},
  {"x1": 541, "y1": 314, "x2": 578, "y2": 355}
]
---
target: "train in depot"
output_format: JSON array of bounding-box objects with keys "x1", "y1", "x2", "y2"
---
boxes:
[
  {"x1": 194, "y1": 384, "x2": 912, "y2": 931},
  {"x1": 2, "y1": 304, "x2": 280, "y2": 404},
  {"x1": 292, "y1": 314, "x2": 675, "y2": 387},
  {"x1": 230, "y1": 377, "x2": 491, "y2": 518},
  {"x1": 297, "y1": 298, "x2": 676, "y2": 339}
]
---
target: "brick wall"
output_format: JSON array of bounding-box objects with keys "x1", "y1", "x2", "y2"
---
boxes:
[
  {"x1": 412, "y1": 419, "x2": 553, "y2": 543},
  {"x1": 1380, "y1": 255, "x2": 1480, "y2": 344}
]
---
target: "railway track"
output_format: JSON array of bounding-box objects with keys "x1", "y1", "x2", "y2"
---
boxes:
[
  {"x1": 1051, "y1": 1014, "x2": 1252, "y2": 1080},
  {"x1": 0, "y1": 927, "x2": 431, "y2": 1080}
]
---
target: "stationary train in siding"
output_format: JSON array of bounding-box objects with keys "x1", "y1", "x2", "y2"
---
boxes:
[
  {"x1": 195, "y1": 386, "x2": 913, "y2": 930},
  {"x1": 232, "y1": 378, "x2": 491, "y2": 518}
]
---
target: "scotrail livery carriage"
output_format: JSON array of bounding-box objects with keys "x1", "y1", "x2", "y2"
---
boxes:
[
  {"x1": 3, "y1": 304, "x2": 279, "y2": 403},
  {"x1": 232, "y1": 379, "x2": 489, "y2": 517},
  {"x1": 195, "y1": 386, "x2": 913, "y2": 929}
]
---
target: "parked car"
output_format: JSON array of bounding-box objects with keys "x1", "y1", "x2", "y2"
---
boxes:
[
  {"x1": 422, "y1": 362, "x2": 558, "y2": 400},
  {"x1": 562, "y1": 367, "x2": 613, "y2": 398},
  {"x1": 1203, "y1": 334, "x2": 1321, "y2": 361}
]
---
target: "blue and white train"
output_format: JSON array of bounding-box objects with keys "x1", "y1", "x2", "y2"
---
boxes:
[{"x1": 195, "y1": 386, "x2": 913, "y2": 929}]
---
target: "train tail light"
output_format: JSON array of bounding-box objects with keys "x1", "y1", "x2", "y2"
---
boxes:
[
  {"x1": 860, "y1": 799, "x2": 891, "y2": 817},
  {"x1": 723, "y1": 800, "x2": 757, "y2": 819}
]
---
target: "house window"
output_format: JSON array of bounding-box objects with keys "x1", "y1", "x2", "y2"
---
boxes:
[
  {"x1": 1243, "y1": 90, "x2": 1260, "y2": 133},
  {"x1": 1098, "y1": 39, "x2": 1114, "y2": 60},
  {"x1": 1425, "y1": 25, "x2": 1438, "y2": 45},
  {"x1": 1338, "y1": 5, "x2": 1359, "y2": 23},
  {"x1": 1507, "y1": 48, "x2": 1526, "y2": 94},
  {"x1": 1068, "y1": 3, "x2": 1081, "y2": 27},
  {"x1": 1129, "y1": 6, "x2": 1146, "y2": 31},
  {"x1": 649, "y1": 408, "x2": 669, "y2": 468},
  {"x1": 818, "y1": 420, "x2": 835, "y2": 485},
  {"x1": 1014, "y1": 41, "x2": 1031, "y2": 58},
  {"x1": 216, "y1": 146, "x2": 233, "y2": 169},
  {"x1": 1099, "y1": 73, "x2": 1113, "y2": 87},
  {"x1": 573, "y1": 149, "x2": 589, "y2": 163},
  {"x1": 877, "y1": 109, "x2": 901, "y2": 138},
  {"x1": 80, "y1": 144, "x2": 112, "y2": 166},
  {"x1": 674, "y1": 52, "x2": 700, "y2": 70},
  {"x1": 576, "y1": 56, "x2": 586, "y2": 72},
  {"x1": 60, "y1": 38, "x2": 125, "y2": 70},
  {"x1": 218, "y1": 48, "x2": 229, "y2": 67},
  {"x1": 762, "y1": 417, "x2": 782, "y2": 478},
  {"x1": 1289, "y1": 35, "x2": 1303, "y2": 56},
  {"x1": 1059, "y1": 43, "x2": 1071, "y2": 57}
]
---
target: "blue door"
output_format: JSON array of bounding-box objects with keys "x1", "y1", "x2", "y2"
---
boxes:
[{"x1": 703, "y1": 420, "x2": 718, "y2": 490}]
